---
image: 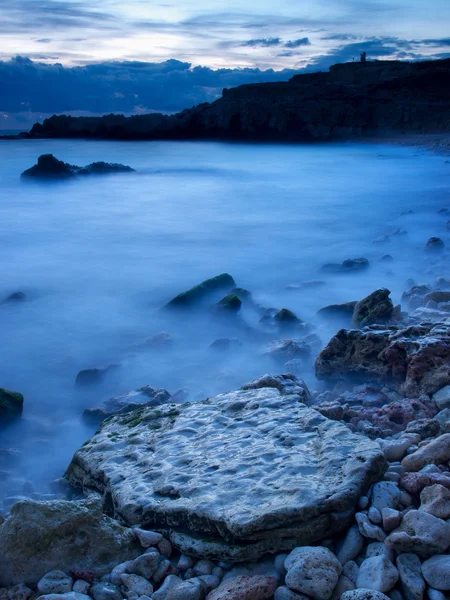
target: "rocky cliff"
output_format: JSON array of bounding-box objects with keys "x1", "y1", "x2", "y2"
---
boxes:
[{"x1": 25, "y1": 58, "x2": 450, "y2": 141}]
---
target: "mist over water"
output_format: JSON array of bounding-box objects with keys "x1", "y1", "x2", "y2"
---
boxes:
[{"x1": 0, "y1": 139, "x2": 449, "y2": 502}]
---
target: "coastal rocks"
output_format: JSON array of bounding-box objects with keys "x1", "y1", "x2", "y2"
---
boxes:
[
  {"x1": 0, "y1": 496, "x2": 140, "y2": 585},
  {"x1": 164, "y1": 274, "x2": 235, "y2": 309},
  {"x1": 352, "y1": 289, "x2": 394, "y2": 327},
  {"x1": 83, "y1": 386, "x2": 172, "y2": 424},
  {"x1": 274, "y1": 309, "x2": 302, "y2": 327},
  {"x1": 356, "y1": 556, "x2": 398, "y2": 593},
  {"x1": 419, "y1": 485, "x2": 450, "y2": 519},
  {"x1": 75, "y1": 365, "x2": 120, "y2": 388},
  {"x1": 421, "y1": 555, "x2": 450, "y2": 590},
  {"x1": 315, "y1": 323, "x2": 450, "y2": 396},
  {"x1": 321, "y1": 258, "x2": 370, "y2": 274},
  {"x1": 37, "y1": 572, "x2": 73, "y2": 595},
  {"x1": 284, "y1": 547, "x2": 342, "y2": 599},
  {"x1": 264, "y1": 339, "x2": 311, "y2": 362},
  {"x1": 206, "y1": 575, "x2": 278, "y2": 600},
  {"x1": 401, "y1": 434, "x2": 450, "y2": 471},
  {"x1": 318, "y1": 302, "x2": 357, "y2": 321},
  {"x1": 425, "y1": 238, "x2": 445, "y2": 253},
  {"x1": 1, "y1": 292, "x2": 26, "y2": 305},
  {"x1": 64, "y1": 378, "x2": 386, "y2": 561},
  {"x1": 0, "y1": 389, "x2": 24, "y2": 425},
  {"x1": 396, "y1": 554, "x2": 425, "y2": 600},
  {"x1": 216, "y1": 294, "x2": 241, "y2": 314},
  {"x1": 402, "y1": 286, "x2": 431, "y2": 311},
  {"x1": 21, "y1": 154, "x2": 134, "y2": 179},
  {"x1": 432, "y1": 386, "x2": 450, "y2": 410},
  {"x1": 341, "y1": 592, "x2": 390, "y2": 600},
  {"x1": 385, "y1": 510, "x2": 450, "y2": 557}
]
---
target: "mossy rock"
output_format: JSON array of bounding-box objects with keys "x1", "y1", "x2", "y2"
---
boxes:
[
  {"x1": 165, "y1": 273, "x2": 236, "y2": 309},
  {"x1": 217, "y1": 294, "x2": 242, "y2": 313},
  {"x1": 0, "y1": 388, "x2": 24, "y2": 424}
]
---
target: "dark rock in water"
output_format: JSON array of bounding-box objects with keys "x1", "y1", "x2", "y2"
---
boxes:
[
  {"x1": 402, "y1": 285, "x2": 431, "y2": 310},
  {"x1": 274, "y1": 308, "x2": 301, "y2": 326},
  {"x1": 129, "y1": 332, "x2": 173, "y2": 352},
  {"x1": 21, "y1": 154, "x2": 134, "y2": 179},
  {"x1": 380, "y1": 255, "x2": 394, "y2": 263},
  {"x1": 438, "y1": 208, "x2": 450, "y2": 215},
  {"x1": 264, "y1": 339, "x2": 311, "y2": 362},
  {"x1": 424, "y1": 291, "x2": 450, "y2": 304},
  {"x1": 1, "y1": 292, "x2": 26, "y2": 304},
  {"x1": 75, "y1": 364, "x2": 120, "y2": 388},
  {"x1": 164, "y1": 273, "x2": 236, "y2": 309},
  {"x1": 83, "y1": 385, "x2": 172, "y2": 424},
  {"x1": 286, "y1": 280, "x2": 326, "y2": 290},
  {"x1": 209, "y1": 338, "x2": 243, "y2": 352},
  {"x1": 318, "y1": 301, "x2": 357, "y2": 320},
  {"x1": 352, "y1": 288, "x2": 394, "y2": 327},
  {"x1": 0, "y1": 389, "x2": 23, "y2": 424},
  {"x1": 216, "y1": 293, "x2": 242, "y2": 313},
  {"x1": 231, "y1": 287, "x2": 252, "y2": 302},
  {"x1": 64, "y1": 375, "x2": 386, "y2": 561},
  {"x1": 315, "y1": 322, "x2": 450, "y2": 396},
  {"x1": 321, "y1": 258, "x2": 369, "y2": 274},
  {"x1": 425, "y1": 237, "x2": 445, "y2": 253}
]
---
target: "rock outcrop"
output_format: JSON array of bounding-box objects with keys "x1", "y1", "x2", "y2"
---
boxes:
[
  {"x1": 64, "y1": 375, "x2": 386, "y2": 561},
  {"x1": 25, "y1": 59, "x2": 450, "y2": 142},
  {"x1": 0, "y1": 388, "x2": 24, "y2": 425},
  {"x1": 164, "y1": 273, "x2": 236, "y2": 309},
  {"x1": 21, "y1": 154, "x2": 134, "y2": 179}
]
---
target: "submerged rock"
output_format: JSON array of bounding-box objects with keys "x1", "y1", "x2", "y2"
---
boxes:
[
  {"x1": 164, "y1": 273, "x2": 236, "y2": 309},
  {"x1": 75, "y1": 364, "x2": 120, "y2": 388},
  {"x1": 0, "y1": 388, "x2": 24, "y2": 425},
  {"x1": 65, "y1": 376, "x2": 386, "y2": 561},
  {"x1": 0, "y1": 496, "x2": 140, "y2": 586},
  {"x1": 21, "y1": 154, "x2": 134, "y2": 179},
  {"x1": 264, "y1": 339, "x2": 311, "y2": 362},
  {"x1": 216, "y1": 294, "x2": 242, "y2": 314},
  {"x1": 318, "y1": 302, "x2": 357, "y2": 321},
  {"x1": 1, "y1": 292, "x2": 26, "y2": 304},
  {"x1": 425, "y1": 238, "x2": 445, "y2": 253},
  {"x1": 321, "y1": 258, "x2": 370, "y2": 274},
  {"x1": 352, "y1": 289, "x2": 394, "y2": 327}
]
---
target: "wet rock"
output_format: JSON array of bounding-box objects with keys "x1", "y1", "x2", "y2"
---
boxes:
[
  {"x1": 341, "y1": 591, "x2": 390, "y2": 600},
  {"x1": 38, "y1": 572, "x2": 73, "y2": 595},
  {"x1": 164, "y1": 273, "x2": 235, "y2": 309},
  {"x1": 318, "y1": 302, "x2": 357, "y2": 321},
  {"x1": 127, "y1": 552, "x2": 160, "y2": 580},
  {"x1": 355, "y1": 512, "x2": 386, "y2": 541},
  {"x1": 321, "y1": 258, "x2": 370, "y2": 274},
  {"x1": 405, "y1": 419, "x2": 440, "y2": 439},
  {"x1": 120, "y1": 574, "x2": 153, "y2": 597},
  {"x1": 275, "y1": 587, "x2": 310, "y2": 600},
  {"x1": 433, "y1": 409, "x2": 450, "y2": 432},
  {"x1": 21, "y1": 154, "x2": 134, "y2": 179},
  {"x1": 90, "y1": 583, "x2": 122, "y2": 600},
  {"x1": 432, "y1": 385, "x2": 450, "y2": 410},
  {"x1": 402, "y1": 434, "x2": 450, "y2": 471},
  {"x1": 264, "y1": 339, "x2": 311, "y2": 362},
  {"x1": 400, "y1": 471, "x2": 450, "y2": 495},
  {"x1": 284, "y1": 546, "x2": 342, "y2": 599},
  {"x1": 133, "y1": 528, "x2": 163, "y2": 548},
  {"x1": 419, "y1": 484, "x2": 450, "y2": 519},
  {"x1": 402, "y1": 286, "x2": 431, "y2": 311},
  {"x1": 385, "y1": 510, "x2": 450, "y2": 557},
  {"x1": 216, "y1": 294, "x2": 241, "y2": 314},
  {"x1": 379, "y1": 436, "x2": 420, "y2": 462},
  {"x1": 353, "y1": 289, "x2": 394, "y2": 327},
  {"x1": 0, "y1": 496, "x2": 140, "y2": 585},
  {"x1": 71, "y1": 582, "x2": 90, "y2": 596},
  {"x1": 75, "y1": 364, "x2": 120, "y2": 388},
  {"x1": 274, "y1": 309, "x2": 302, "y2": 326},
  {"x1": 315, "y1": 323, "x2": 450, "y2": 397},
  {"x1": 1, "y1": 292, "x2": 26, "y2": 304},
  {"x1": 241, "y1": 373, "x2": 313, "y2": 405},
  {"x1": 0, "y1": 389, "x2": 24, "y2": 425},
  {"x1": 396, "y1": 554, "x2": 425, "y2": 600},
  {"x1": 424, "y1": 291, "x2": 450, "y2": 304},
  {"x1": 65, "y1": 379, "x2": 386, "y2": 562},
  {"x1": 425, "y1": 238, "x2": 445, "y2": 253},
  {"x1": 357, "y1": 556, "x2": 398, "y2": 593},
  {"x1": 83, "y1": 386, "x2": 172, "y2": 424},
  {"x1": 421, "y1": 555, "x2": 450, "y2": 590},
  {"x1": 206, "y1": 575, "x2": 277, "y2": 600},
  {"x1": 336, "y1": 525, "x2": 365, "y2": 565},
  {"x1": 209, "y1": 338, "x2": 243, "y2": 353},
  {"x1": 315, "y1": 400, "x2": 344, "y2": 421}
]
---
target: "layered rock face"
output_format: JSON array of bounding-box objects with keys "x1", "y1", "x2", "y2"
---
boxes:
[
  {"x1": 315, "y1": 323, "x2": 450, "y2": 396},
  {"x1": 65, "y1": 376, "x2": 386, "y2": 561},
  {"x1": 26, "y1": 59, "x2": 450, "y2": 141}
]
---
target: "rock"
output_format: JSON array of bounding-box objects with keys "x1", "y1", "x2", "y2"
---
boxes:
[
  {"x1": 127, "y1": 552, "x2": 160, "y2": 580},
  {"x1": 353, "y1": 289, "x2": 394, "y2": 327},
  {"x1": 7, "y1": 584, "x2": 34, "y2": 600},
  {"x1": 193, "y1": 560, "x2": 215, "y2": 577},
  {"x1": 421, "y1": 555, "x2": 450, "y2": 590},
  {"x1": 433, "y1": 409, "x2": 450, "y2": 432},
  {"x1": 356, "y1": 556, "x2": 399, "y2": 593},
  {"x1": 424, "y1": 292, "x2": 450, "y2": 304},
  {"x1": 275, "y1": 587, "x2": 310, "y2": 600},
  {"x1": 164, "y1": 274, "x2": 235, "y2": 309},
  {"x1": 90, "y1": 583, "x2": 122, "y2": 600},
  {"x1": 396, "y1": 554, "x2": 425, "y2": 600},
  {"x1": 36, "y1": 594, "x2": 90, "y2": 600},
  {"x1": 427, "y1": 590, "x2": 446, "y2": 600},
  {"x1": 405, "y1": 419, "x2": 440, "y2": 439},
  {"x1": 65, "y1": 379, "x2": 386, "y2": 562},
  {"x1": 316, "y1": 323, "x2": 450, "y2": 397},
  {"x1": 314, "y1": 400, "x2": 344, "y2": 421},
  {"x1": 178, "y1": 556, "x2": 195, "y2": 571},
  {"x1": 1, "y1": 292, "x2": 26, "y2": 304},
  {"x1": 355, "y1": 512, "x2": 386, "y2": 541},
  {"x1": 133, "y1": 528, "x2": 163, "y2": 548},
  {"x1": 72, "y1": 582, "x2": 90, "y2": 595},
  {"x1": 151, "y1": 575, "x2": 196, "y2": 600},
  {"x1": 343, "y1": 561, "x2": 359, "y2": 585},
  {"x1": 382, "y1": 508, "x2": 402, "y2": 532},
  {"x1": 419, "y1": 484, "x2": 450, "y2": 519},
  {"x1": 264, "y1": 339, "x2": 311, "y2": 362},
  {"x1": 209, "y1": 338, "x2": 243, "y2": 353},
  {"x1": 152, "y1": 556, "x2": 172, "y2": 583},
  {"x1": 120, "y1": 574, "x2": 153, "y2": 597},
  {"x1": 0, "y1": 389, "x2": 24, "y2": 425},
  {"x1": 365, "y1": 542, "x2": 395, "y2": 562},
  {"x1": 368, "y1": 506, "x2": 382, "y2": 524},
  {"x1": 241, "y1": 373, "x2": 313, "y2": 405},
  {"x1": 157, "y1": 538, "x2": 172, "y2": 558},
  {"x1": 38, "y1": 572, "x2": 73, "y2": 595},
  {"x1": 206, "y1": 575, "x2": 277, "y2": 600},
  {"x1": 21, "y1": 154, "x2": 133, "y2": 179},
  {"x1": 401, "y1": 434, "x2": 450, "y2": 471},
  {"x1": 379, "y1": 436, "x2": 420, "y2": 462},
  {"x1": 70, "y1": 571, "x2": 95, "y2": 585},
  {"x1": 0, "y1": 496, "x2": 140, "y2": 585},
  {"x1": 75, "y1": 365, "x2": 120, "y2": 388},
  {"x1": 129, "y1": 332, "x2": 173, "y2": 352},
  {"x1": 400, "y1": 471, "x2": 450, "y2": 494},
  {"x1": 318, "y1": 302, "x2": 357, "y2": 321},
  {"x1": 284, "y1": 546, "x2": 342, "y2": 600},
  {"x1": 432, "y1": 386, "x2": 450, "y2": 410},
  {"x1": 274, "y1": 309, "x2": 302, "y2": 326},
  {"x1": 341, "y1": 591, "x2": 391, "y2": 600},
  {"x1": 321, "y1": 258, "x2": 370, "y2": 274},
  {"x1": 402, "y1": 286, "x2": 431, "y2": 311},
  {"x1": 336, "y1": 525, "x2": 365, "y2": 565},
  {"x1": 110, "y1": 562, "x2": 133, "y2": 585},
  {"x1": 371, "y1": 481, "x2": 403, "y2": 511},
  {"x1": 331, "y1": 576, "x2": 355, "y2": 600},
  {"x1": 216, "y1": 294, "x2": 241, "y2": 314},
  {"x1": 425, "y1": 238, "x2": 445, "y2": 253},
  {"x1": 385, "y1": 510, "x2": 450, "y2": 557},
  {"x1": 83, "y1": 386, "x2": 172, "y2": 424}
]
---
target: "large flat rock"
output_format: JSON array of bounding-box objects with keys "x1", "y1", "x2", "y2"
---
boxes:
[{"x1": 65, "y1": 376, "x2": 386, "y2": 561}]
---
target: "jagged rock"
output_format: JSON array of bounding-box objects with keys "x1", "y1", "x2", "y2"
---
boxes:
[
  {"x1": 241, "y1": 373, "x2": 313, "y2": 405},
  {"x1": 164, "y1": 274, "x2": 235, "y2": 309},
  {"x1": 0, "y1": 496, "x2": 140, "y2": 585},
  {"x1": 315, "y1": 323, "x2": 450, "y2": 396},
  {"x1": 64, "y1": 378, "x2": 386, "y2": 561},
  {"x1": 83, "y1": 386, "x2": 172, "y2": 424},
  {"x1": 402, "y1": 286, "x2": 431, "y2": 311},
  {"x1": 321, "y1": 258, "x2": 369, "y2": 274},
  {"x1": 0, "y1": 389, "x2": 23, "y2": 425},
  {"x1": 421, "y1": 556, "x2": 450, "y2": 591},
  {"x1": 385, "y1": 510, "x2": 450, "y2": 557},
  {"x1": 21, "y1": 154, "x2": 134, "y2": 179},
  {"x1": 352, "y1": 289, "x2": 393, "y2": 327}
]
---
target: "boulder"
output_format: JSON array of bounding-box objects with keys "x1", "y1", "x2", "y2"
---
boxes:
[
  {"x1": 75, "y1": 365, "x2": 120, "y2": 388},
  {"x1": 315, "y1": 323, "x2": 450, "y2": 396},
  {"x1": 164, "y1": 274, "x2": 235, "y2": 309},
  {"x1": 419, "y1": 484, "x2": 450, "y2": 519},
  {"x1": 264, "y1": 339, "x2": 311, "y2": 362},
  {"x1": 356, "y1": 556, "x2": 398, "y2": 593},
  {"x1": 0, "y1": 496, "x2": 140, "y2": 586},
  {"x1": 401, "y1": 434, "x2": 450, "y2": 471},
  {"x1": 284, "y1": 546, "x2": 342, "y2": 599},
  {"x1": 274, "y1": 309, "x2": 302, "y2": 326},
  {"x1": 0, "y1": 389, "x2": 24, "y2": 425},
  {"x1": 425, "y1": 238, "x2": 445, "y2": 253},
  {"x1": 321, "y1": 258, "x2": 370, "y2": 274},
  {"x1": 206, "y1": 575, "x2": 277, "y2": 600},
  {"x1": 396, "y1": 553, "x2": 425, "y2": 600},
  {"x1": 385, "y1": 510, "x2": 450, "y2": 557},
  {"x1": 352, "y1": 289, "x2": 394, "y2": 327},
  {"x1": 21, "y1": 154, "x2": 134, "y2": 179},
  {"x1": 83, "y1": 386, "x2": 172, "y2": 424},
  {"x1": 421, "y1": 555, "x2": 450, "y2": 590},
  {"x1": 64, "y1": 377, "x2": 386, "y2": 561},
  {"x1": 216, "y1": 294, "x2": 241, "y2": 314}
]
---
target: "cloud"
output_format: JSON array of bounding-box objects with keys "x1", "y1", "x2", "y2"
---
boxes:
[
  {"x1": 284, "y1": 38, "x2": 311, "y2": 48},
  {"x1": 241, "y1": 37, "x2": 282, "y2": 47}
]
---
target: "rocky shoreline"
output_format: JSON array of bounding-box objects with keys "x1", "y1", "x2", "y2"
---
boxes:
[{"x1": 3, "y1": 236, "x2": 450, "y2": 600}]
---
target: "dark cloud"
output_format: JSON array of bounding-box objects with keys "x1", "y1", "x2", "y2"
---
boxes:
[
  {"x1": 241, "y1": 37, "x2": 282, "y2": 47},
  {"x1": 284, "y1": 37, "x2": 311, "y2": 48}
]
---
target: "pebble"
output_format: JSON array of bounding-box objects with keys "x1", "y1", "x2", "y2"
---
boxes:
[
  {"x1": 432, "y1": 386, "x2": 450, "y2": 411},
  {"x1": 336, "y1": 525, "x2": 365, "y2": 565},
  {"x1": 206, "y1": 575, "x2": 277, "y2": 600},
  {"x1": 371, "y1": 482, "x2": 402, "y2": 511},
  {"x1": 177, "y1": 556, "x2": 195, "y2": 571},
  {"x1": 157, "y1": 538, "x2": 172, "y2": 558},
  {"x1": 359, "y1": 496, "x2": 369, "y2": 510},
  {"x1": 38, "y1": 572, "x2": 73, "y2": 595},
  {"x1": 36, "y1": 595, "x2": 90, "y2": 600},
  {"x1": 133, "y1": 529, "x2": 163, "y2": 548},
  {"x1": 419, "y1": 484, "x2": 450, "y2": 518},
  {"x1": 193, "y1": 560, "x2": 215, "y2": 576},
  {"x1": 127, "y1": 552, "x2": 160, "y2": 579},
  {"x1": 382, "y1": 508, "x2": 402, "y2": 532},
  {"x1": 427, "y1": 589, "x2": 446, "y2": 600},
  {"x1": 90, "y1": 583, "x2": 122, "y2": 600},
  {"x1": 274, "y1": 587, "x2": 310, "y2": 600},
  {"x1": 386, "y1": 510, "x2": 450, "y2": 557},
  {"x1": 357, "y1": 556, "x2": 399, "y2": 593},
  {"x1": 421, "y1": 555, "x2": 450, "y2": 590},
  {"x1": 331, "y1": 576, "x2": 355, "y2": 600},
  {"x1": 72, "y1": 583, "x2": 90, "y2": 596},
  {"x1": 284, "y1": 546, "x2": 342, "y2": 600},
  {"x1": 342, "y1": 561, "x2": 359, "y2": 585},
  {"x1": 402, "y1": 434, "x2": 450, "y2": 471},
  {"x1": 341, "y1": 590, "x2": 391, "y2": 600},
  {"x1": 355, "y1": 512, "x2": 386, "y2": 542},
  {"x1": 6, "y1": 585, "x2": 33, "y2": 600},
  {"x1": 368, "y1": 507, "x2": 382, "y2": 524},
  {"x1": 110, "y1": 562, "x2": 133, "y2": 585},
  {"x1": 396, "y1": 554, "x2": 425, "y2": 600},
  {"x1": 365, "y1": 543, "x2": 395, "y2": 562},
  {"x1": 120, "y1": 575, "x2": 153, "y2": 597}
]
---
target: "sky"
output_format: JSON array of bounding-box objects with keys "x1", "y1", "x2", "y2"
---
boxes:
[{"x1": 1, "y1": 0, "x2": 450, "y2": 128}]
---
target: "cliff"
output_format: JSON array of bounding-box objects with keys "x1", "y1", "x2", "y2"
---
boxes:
[{"x1": 26, "y1": 59, "x2": 450, "y2": 142}]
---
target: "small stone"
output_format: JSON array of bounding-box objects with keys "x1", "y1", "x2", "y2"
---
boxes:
[
  {"x1": 127, "y1": 552, "x2": 160, "y2": 579},
  {"x1": 36, "y1": 594, "x2": 90, "y2": 600},
  {"x1": 427, "y1": 589, "x2": 446, "y2": 600},
  {"x1": 420, "y1": 484, "x2": 450, "y2": 519},
  {"x1": 120, "y1": 575, "x2": 153, "y2": 597},
  {"x1": 6, "y1": 585, "x2": 33, "y2": 600},
  {"x1": 274, "y1": 587, "x2": 310, "y2": 600},
  {"x1": 331, "y1": 576, "x2": 355, "y2": 600},
  {"x1": 336, "y1": 525, "x2": 365, "y2": 565},
  {"x1": 371, "y1": 482, "x2": 402, "y2": 511},
  {"x1": 206, "y1": 575, "x2": 277, "y2": 600},
  {"x1": 365, "y1": 543, "x2": 395, "y2": 562},
  {"x1": 433, "y1": 386, "x2": 450, "y2": 411},
  {"x1": 157, "y1": 538, "x2": 172, "y2": 558},
  {"x1": 402, "y1": 434, "x2": 450, "y2": 472},
  {"x1": 342, "y1": 562, "x2": 359, "y2": 585},
  {"x1": 357, "y1": 556, "x2": 399, "y2": 593},
  {"x1": 38, "y1": 572, "x2": 73, "y2": 595},
  {"x1": 211, "y1": 567, "x2": 223, "y2": 579},
  {"x1": 356, "y1": 512, "x2": 386, "y2": 541},
  {"x1": 389, "y1": 591, "x2": 404, "y2": 600},
  {"x1": 285, "y1": 546, "x2": 342, "y2": 600},
  {"x1": 151, "y1": 575, "x2": 183, "y2": 600},
  {"x1": 72, "y1": 583, "x2": 90, "y2": 596},
  {"x1": 197, "y1": 575, "x2": 220, "y2": 592},
  {"x1": 396, "y1": 554, "x2": 425, "y2": 600},
  {"x1": 382, "y1": 508, "x2": 402, "y2": 533},
  {"x1": 275, "y1": 554, "x2": 289, "y2": 577},
  {"x1": 178, "y1": 556, "x2": 195, "y2": 571},
  {"x1": 193, "y1": 560, "x2": 215, "y2": 576},
  {"x1": 110, "y1": 562, "x2": 133, "y2": 585},
  {"x1": 359, "y1": 496, "x2": 369, "y2": 510},
  {"x1": 341, "y1": 590, "x2": 391, "y2": 600},
  {"x1": 152, "y1": 557, "x2": 172, "y2": 583},
  {"x1": 134, "y1": 529, "x2": 163, "y2": 548},
  {"x1": 385, "y1": 510, "x2": 450, "y2": 557},
  {"x1": 421, "y1": 555, "x2": 450, "y2": 590},
  {"x1": 91, "y1": 583, "x2": 123, "y2": 600},
  {"x1": 368, "y1": 507, "x2": 382, "y2": 524}
]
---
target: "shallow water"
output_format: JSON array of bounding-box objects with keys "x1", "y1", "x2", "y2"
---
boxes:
[{"x1": 0, "y1": 139, "x2": 449, "y2": 501}]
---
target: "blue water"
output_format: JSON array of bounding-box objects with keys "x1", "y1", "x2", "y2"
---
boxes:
[{"x1": 0, "y1": 139, "x2": 449, "y2": 500}]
